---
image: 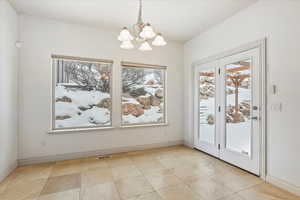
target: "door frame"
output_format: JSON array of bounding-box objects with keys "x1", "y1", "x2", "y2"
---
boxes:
[
  {"x1": 192, "y1": 38, "x2": 267, "y2": 180},
  {"x1": 219, "y1": 48, "x2": 261, "y2": 175}
]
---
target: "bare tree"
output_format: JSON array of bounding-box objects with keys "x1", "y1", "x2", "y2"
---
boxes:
[
  {"x1": 226, "y1": 63, "x2": 250, "y2": 123},
  {"x1": 62, "y1": 61, "x2": 111, "y2": 92},
  {"x1": 122, "y1": 68, "x2": 145, "y2": 92}
]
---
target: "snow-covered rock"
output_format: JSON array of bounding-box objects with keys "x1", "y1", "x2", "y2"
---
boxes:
[
  {"x1": 144, "y1": 73, "x2": 158, "y2": 85},
  {"x1": 155, "y1": 88, "x2": 163, "y2": 99},
  {"x1": 56, "y1": 115, "x2": 71, "y2": 120},
  {"x1": 150, "y1": 96, "x2": 162, "y2": 106},
  {"x1": 130, "y1": 87, "x2": 147, "y2": 97},
  {"x1": 97, "y1": 98, "x2": 111, "y2": 109},
  {"x1": 122, "y1": 103, "x2": 144, "y2": 117},
  {"x1": 54, "y1": 85, "x2": 111, "y2": 128},
  {"x1": 145, "y1": 79, "x2": 157, "y2": 85},
  {"x1": 137, "y1": 96, "x2": 152, "y2": 109},
  {"x1": 207, "y1": 114, "x2": 214, "y2": 125},
  {"x1": 56, "y1": 96, "x2": 72, "y2": 103}
]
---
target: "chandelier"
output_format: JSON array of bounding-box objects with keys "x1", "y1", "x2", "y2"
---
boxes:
[{"x1": 118, "y1": 0, "x2": 167, "y2": 51}]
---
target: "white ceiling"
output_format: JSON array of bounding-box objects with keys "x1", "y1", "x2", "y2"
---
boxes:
[{"x1": 9, "y1": 0, "x2": 258, "y2": 42}]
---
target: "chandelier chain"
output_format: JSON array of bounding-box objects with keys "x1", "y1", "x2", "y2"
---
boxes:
[
  {"x1": 137, "y1": 0, "x2": 143, "y2": 25},
  {"x1": 118, "y1": 0, "x2": 167, "y2": 50}
]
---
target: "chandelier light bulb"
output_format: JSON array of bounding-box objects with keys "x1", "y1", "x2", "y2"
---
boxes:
[
  {"x1": 118, "y1": 27, "x2": 134, "y2": 41},
  {"x1": 120, "y1": 40, "x2": 134, "y2": 50},
  {"x1": 118, "y1": 0, "x2": 167, "y2": 50},
  {"x1": 152, "y1": 33, "x2": 167, "y2": 46},
  {"x1": 140, "y1": 23, "x2": 156, "y2": 39},
  {"x1": 139, "y1": 41, "x2": 152, "y2": 51}
]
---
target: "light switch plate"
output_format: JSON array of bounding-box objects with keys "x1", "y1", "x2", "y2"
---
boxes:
[
  {"x1": 271, "y1": 85, "x2": 277, "y2": 95},
  {"x1": 271, "y1": 102, "x2": 282, "y2": 111}
]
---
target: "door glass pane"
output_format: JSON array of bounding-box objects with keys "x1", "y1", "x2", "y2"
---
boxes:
[
  {"x1": 199, "y1": 69, "x2": 215, "y2": 144},
  {"x1": 225, "y1": 59, "x2": 251, "y2": 156}
]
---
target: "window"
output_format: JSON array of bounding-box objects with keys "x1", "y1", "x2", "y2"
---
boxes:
[
  {"x1": 199, "y1": 68, "x2": 216, "y2": 144},
  {"x1": 52, "y1": 55, "x2": 113, "y2": 130},
  {"x1": 121, "y1": 62, "x2": 166, "y2": 126}
]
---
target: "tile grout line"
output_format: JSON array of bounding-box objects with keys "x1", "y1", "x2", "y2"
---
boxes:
[{"x1": 3, "y1": 146, "x2": 297, "y2": 200}]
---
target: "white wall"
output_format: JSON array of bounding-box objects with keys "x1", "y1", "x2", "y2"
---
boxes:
[
  {"x1": 0, "y1": 0, "x2": 19, "y2": 181},
  {"x1": 184, "y1": 0, "x2": 300, "y2": 193},
  {"x1": 18, "y1": 15, "x2": 184, "y2": 161}
]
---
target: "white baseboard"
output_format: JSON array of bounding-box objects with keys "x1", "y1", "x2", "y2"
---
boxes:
[
  {"x1": 18, "y1": 140, "x2": 184, "y2": 166},
  {"x1": 266, "y1": 175, "x2": 300, "y2": 197},
  {"x1": 0, "y1": 160, "x2": 18, "y2": 182},
  {"x1": 183, "y1": 140, "x2": 194, "y2": 148}
]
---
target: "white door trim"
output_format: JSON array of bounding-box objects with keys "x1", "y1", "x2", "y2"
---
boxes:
[{"x1": 192, "y1": 38, "x2": 267, "y2": 180}]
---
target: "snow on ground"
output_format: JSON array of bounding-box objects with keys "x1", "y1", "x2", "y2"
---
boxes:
[
  {"x1": 200, "y1": 121, "x2": 251, "y2": 155},
  {"x1": 199, "y1": 120, "x2": 251, "y2": 155},
  {"x1": 226, "y1": 121, "x2": 251, "y2": 155},
  {"x1": 131, "y1": 84, "x2": 161, "y2": 96},
  {"x1": 55, "y1": 85, "x2": 111, "y2": 128},
  {"x1": 199, "y1": 124, "x2": 215, "y2": 144},
  {"x1": 143, "y1": 73, "x2": 158, "y2": 84},
  {"x1": 122, "y1": 97, "x2": 140, "y2": 104},
  {"x1": 122, "y1": 80, "x2": 164, "y2": 124},
  {"x1": 199, "y1": 86, "x2": 251, "y2": 155},
  {"x1": 199, "y1": 96, "x2": 215, "y2": 144},
  {"x1": 199, "y1": 98, "x2": 215, "y2": 123},
  {"x1": 56, "y1": 85, "x2": 110, "y2": 107},
  {"x1": 122, "y1": 106, "x2": 162, "y2": 124},
  {"x1": 226, "y1": 86, "x2": 251, "y2": 154},
  {"x1": 56, "y1": 107, "x2": 111, "y2": 128}
]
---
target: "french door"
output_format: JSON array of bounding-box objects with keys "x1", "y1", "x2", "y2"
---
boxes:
[{"x1": 194, "y1": 48, "x2": 261, "y2": 175}]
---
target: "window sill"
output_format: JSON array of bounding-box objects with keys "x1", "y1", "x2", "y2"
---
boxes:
[
  {"x1": 120, "y1": 123, "x2": 169, "y2": 129},
  {"x1": 48, "y1": 126, "x2": 115, "y2": 134},
  {"x1": 47, "y1": 123, "x2": 169, "y2": 134}
]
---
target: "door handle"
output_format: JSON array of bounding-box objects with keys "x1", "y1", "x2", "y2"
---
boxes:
[{"x1": 251, "y1": 116, "x2": 259, "y2": 120}]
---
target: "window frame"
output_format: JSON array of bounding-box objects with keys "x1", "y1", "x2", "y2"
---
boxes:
[
  {"x1": 120, "y1": 61, "x2": 168, "y2": 128},
  {"x1": 51, "y1": 54, "x2": 114, "y2": 132}
]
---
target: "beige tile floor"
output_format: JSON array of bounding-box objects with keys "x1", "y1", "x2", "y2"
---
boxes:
[{"x1": 0, "y1": 145, "x2": 299, "y2": 200}]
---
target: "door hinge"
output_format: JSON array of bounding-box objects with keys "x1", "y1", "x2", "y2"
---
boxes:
[{"x1": 218, "y1": 144, "x2": 221, "y2": 150}]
